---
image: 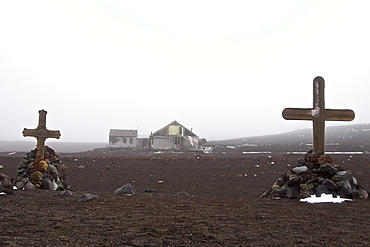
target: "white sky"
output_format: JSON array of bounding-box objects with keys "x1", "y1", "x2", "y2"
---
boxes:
[{"x1": 1, "y1": 0, "x2": 369, "y2": 142}]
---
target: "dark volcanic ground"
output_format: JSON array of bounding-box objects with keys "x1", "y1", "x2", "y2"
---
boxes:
[{"x1": 0, "y1": 150, "x2": 369, "y2": 246}]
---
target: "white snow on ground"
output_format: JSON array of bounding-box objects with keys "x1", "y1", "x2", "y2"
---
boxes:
[{"x1": 300, "y1": 193, "x2": 353, "y2": 204}]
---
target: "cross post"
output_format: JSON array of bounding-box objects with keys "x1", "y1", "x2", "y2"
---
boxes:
[
  {"x1": 23, "y1": 110, "x2": 61, "y2": 158},
  {"x1": 282, "y1": 76, "x2": 355, "y2": 154}
]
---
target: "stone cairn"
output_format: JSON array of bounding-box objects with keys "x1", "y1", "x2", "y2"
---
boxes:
[
  {"x1": 262, "y1": 150, "x2": 369, "y2": 199},
  {"x1": 14, "y1": 146, "x2": 68, "y2": 190}
]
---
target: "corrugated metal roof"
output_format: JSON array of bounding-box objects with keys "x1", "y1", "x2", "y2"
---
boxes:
[{"x1": 109, "y1": 129, "x2": 138, "y2": 137}]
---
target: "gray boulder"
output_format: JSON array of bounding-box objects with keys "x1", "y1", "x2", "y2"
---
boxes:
[
  {"x1": 317, "y1": 163, "x2": 338, "y2": 177},
  {"x1": 0, "y1": 173, "x2": 13, "y2": 194},
  {"x1": 114, "y1": 183, "x2": 136, "y2": 195},
  {"x1": 315, "y1": 184, "x2": 329, "y2": 196},
  {"x1": 357, "y1": 188, "x2": 369, "y2": 199},
  {"x1": 60, "y1": 190, "x2": 73, "y2": 196},
  {"x1": 286, "y1": 187, "x2": 300, "y2": 198},
  {"x1": 323, "y1": 179, "x2": 338, "y2": 191},
  {"x1": 293, "y1": 166, "x2": 313, "y2": 175}
]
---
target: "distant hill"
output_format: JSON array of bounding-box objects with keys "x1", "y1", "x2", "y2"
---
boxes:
[
  {"x1": 0, "y1": 141, "x2": 107, "y2": 153},
  {"x1": 1, "y1": 123, "x2": 369, "y2": 155},
  {"x1": 208, "y1": 123, "x2": 370, "y2": 153}
]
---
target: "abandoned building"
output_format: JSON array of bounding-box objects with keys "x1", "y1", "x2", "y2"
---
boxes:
[
  {"x1": 109, "y1": 129, "x2": 138, "y2": 149},
  {"x1": 149, "y1": 121, "x2": 206, "y2": 150}
]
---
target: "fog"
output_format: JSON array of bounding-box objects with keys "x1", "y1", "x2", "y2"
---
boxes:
[{"x1": 1, "y1": 1, "x2": 369, "y2": 142}]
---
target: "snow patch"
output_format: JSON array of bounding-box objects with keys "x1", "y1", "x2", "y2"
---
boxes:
[{"x1": 300, "y1": 193, "x2": 353, "y2": 204}]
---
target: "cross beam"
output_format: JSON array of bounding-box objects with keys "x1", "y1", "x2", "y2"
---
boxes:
[
  {"x1": 282, "y1": 76, "x2": 355, "y2": 154},
  {"x1": 23, "y1": 110, "x2": 61, "y2": 158}
]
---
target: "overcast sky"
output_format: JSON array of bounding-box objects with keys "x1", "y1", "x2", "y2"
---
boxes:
[{"x1": 1, "y1": 0, "x2": 369, "y2": 143}]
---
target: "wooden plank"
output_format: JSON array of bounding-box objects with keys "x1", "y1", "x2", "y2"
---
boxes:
[
  {"x1": 23, "y1": 129, "x2": 61, "y2": 139},
  {"x1": 282, "y1": 108, "x2": 313, "y2": 120},
  {"x1": 325, "y1": 109, "x2": 355, "y2": 121},
  {"x1": 283, "y1": 108, "x2": 355, "y2": 121}
]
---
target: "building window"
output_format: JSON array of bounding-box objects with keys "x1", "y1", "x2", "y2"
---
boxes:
[
  {"x1": 123, "y1": 138, "x2": 127, "y2": 144},
  {"x1": 129, "y1": 138, "x2": 134, "y2": 144}
]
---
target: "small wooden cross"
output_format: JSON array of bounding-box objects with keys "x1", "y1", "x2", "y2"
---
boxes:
[
  {"x1": 282, "y1": 76, "x2": 355, "y2": 154},
  {"x1": 23, "y1": 110, "x2": 61, "y2": 158}
]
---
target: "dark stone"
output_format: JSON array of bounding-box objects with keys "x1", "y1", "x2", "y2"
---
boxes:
[
  {"x1": 280, "y1": 188, "x2": 287, "y2": 197},
  {"x1": 78, "y1": 193, "x2": 99, "y2": 202},
  {"x1": 286, "y1": 187, "x2": 300, "y2": 198},
  {"x1": 275, "y1": 178, "x2": 285, "y2": 187},
  {"x1": 331, "y1": 174, "x2": 341, "y2": 182},
  {"x1": 300, "y1": 183, "x2": 314, "y2": 191},
  {"x1": 336, "y1": 171, "x2": 349, "y2": 180},
  {"x1": 306, "y1": 178, "x2": 318, "y2": 184},
  {"x1": 281, "y1": 172, "x2": 290, "y2": 181},
  {"x1": 60, "y1": 190, "x2": 73, "y2": 196},
  {"x1": 337, "y1": 179, "x2": 354, "y2": 198},
  {"x1": 357, "y1": 187, "x2": 369, "y2": 199},
  {"x1": 298, "y1": 191, "x2": 311, "y2": 199},
  {"x1": 0, "y1": 173, "x2": 13, "y2": 194},
  {"x1": 316, "y1": 177, "x2": 326, "y2": 184},
  {"x1": 24, "y1": 182, "x2": 36, "y2": 190},
  {"x1": 41, "y1": 179, "x2": 52, "y2": 190},
  {"x1": 114, "y1": 183, "x2": 136, "y2": 195},
  {"x1": 317, "y1": 163, "x2": 338, "y2": 177},
  {"x1": 315, "y1": 184, "x2": 329, "y2": 196},
  {"x1": 322, "y1": 179, "x2": 338, "y2": 191},
  {"x1": 288, "y1": 177, "x2": 301, "y2": 187},
  {"x1": 144, "y1": 188, "x2": 158, "y2": 193},
  {"x1": 270, "y1": 186, "x2": 287, "y2": 197},
  {"x1": 305, "y1": 162, "x2": 315, "y2": 170},
  {"x1": 306, "y1": 177, "x2": 325, "y2": 187},
  {"x1": 270, "y1": 188, "x2": 281, "y2": 197},
  {"x1": 296, "y1": 158, "x2": 306, "y2": 165}
]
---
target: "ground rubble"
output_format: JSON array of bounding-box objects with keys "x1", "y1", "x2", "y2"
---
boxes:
[
  {"x1": 11, "y1": 146, "x2": 68, "y2": 193},
  {"x1": 262, "y1": 150, "x2": 369, "y2": 200},
  {"x1": 1, "y1": 152, "x2": 370, "y2": 246}
]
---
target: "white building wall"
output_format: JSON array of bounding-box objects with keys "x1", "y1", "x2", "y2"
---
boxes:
[
  {"x1": 109, "y1": 137, "x2": 137, "y2": 148},
  {"x1": 152, "y1": 136, "x2": 172, "y2": 150}
]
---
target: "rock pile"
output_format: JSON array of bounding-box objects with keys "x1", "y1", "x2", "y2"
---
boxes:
[
  {"x1": 14, "y1": 146, "x2": 68, "y2": 190},
  {"x1": 262, "y1": 150, "x2": 369, "y2": 199}
]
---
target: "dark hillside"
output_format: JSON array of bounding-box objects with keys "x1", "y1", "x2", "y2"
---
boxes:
[{"x1": 208, "y1": 123, "x2": 370, "y2": 153}]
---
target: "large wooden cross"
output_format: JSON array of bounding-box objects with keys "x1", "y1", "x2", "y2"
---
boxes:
[
  {"x1": 23, "y1": 110, "x2": 61, "y2": 158},
  {"x1": 282, "y1": 76, "x2": 355, "y2": 154}
]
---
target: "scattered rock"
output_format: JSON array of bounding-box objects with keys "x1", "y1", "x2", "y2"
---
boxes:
[
  {"x1": 176, "y1": 191, "x2": 192, "y2": 196},
  {"x1": 114, "y1": 183, "x2": 136, "y2": 195},
  {"x1": 24, "y1": 181, "x2": 36, "y2": 190},
  {"x1": 0, "y1": 173, "x2": 13, "y2": 194},
  {"x1": 144, "y1": 188, "x2": 158, "y2": 193},
  {"x1": 60, "y1": 190, "x2": 73, "y2": 196},
  {"x1": 78, "y1": 193, "x2": 99, "y2": 202}
]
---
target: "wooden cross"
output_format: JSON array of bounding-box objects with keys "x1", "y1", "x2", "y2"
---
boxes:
[
  {"x1": 282, "y1": 76, "x2": 355, "y2": 154},
  {"x1": 23, "y1": 110, "x2": 61, "y2": 158}
]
